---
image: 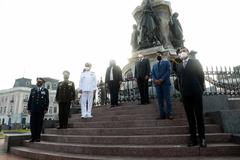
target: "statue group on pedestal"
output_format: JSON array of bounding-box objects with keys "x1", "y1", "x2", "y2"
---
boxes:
[{"x1": 131, "y1": 0, "x2": 184, "y2": 51}]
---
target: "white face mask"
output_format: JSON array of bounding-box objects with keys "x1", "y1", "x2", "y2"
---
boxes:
[
  {"x1": 85, "y1": 67, "x2": 90, "y2": 71},
  {"x1": 180, "y1": 52, "x2": 188, "y2": 60}
]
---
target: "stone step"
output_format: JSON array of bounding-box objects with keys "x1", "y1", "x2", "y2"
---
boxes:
[
  {"x1": 70, "y1": 118, "x2": 214, "y2": 128},
  {"x1": 92, "y1": 103, "x2": 185, "y2": 112},
  {"x1": 45, "y1": 124, "x2": 221, "y2": 136},
  {"x1": 21, "y1": 141, "x2": 240, "y2": 157},
  {"x1": 73, "y1": 107, "x2": 186, "y2": 117},
  {"x1": 70, "y1": 112, "x2": 187, "y2": 120},
  {"x1": 72, "y1": 103, "x2": 185, "y2": 117},
  {"x1": 11, "y1": 147, "x2": 240, "y2": 160},
  {"x1": 69, "y1": 114, "x2": 210, "y2": 122},
  {"x1": 41, "y1": 133, "x2": 231, "y2": 145}
]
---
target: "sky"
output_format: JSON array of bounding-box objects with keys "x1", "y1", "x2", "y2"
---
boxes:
[{"x1": 0, "y1": 0, "x2": 240, "y2": 90}]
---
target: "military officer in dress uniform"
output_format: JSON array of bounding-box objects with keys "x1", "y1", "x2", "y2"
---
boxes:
[
  {"x1": 55, "y1": 70, "x2": 75, "y2": 129},
  {"x1": 27, "y1": 78, "x2": 49, "y2": 142},
  {"x1": 79, "y1": 63, "x2": 97, "y2": 118}
]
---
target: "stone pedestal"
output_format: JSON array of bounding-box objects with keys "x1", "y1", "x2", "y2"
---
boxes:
[{"x1": 123, "y1": 0, "x2": 178, "y2": 79}]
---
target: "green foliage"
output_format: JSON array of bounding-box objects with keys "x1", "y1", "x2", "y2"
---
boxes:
[
  {"x1": 3, "y1": 129, "x2": 30, "y2": 133},
  {"x1": 0, "y1": 133, "x2": 4, "y2": 139}
]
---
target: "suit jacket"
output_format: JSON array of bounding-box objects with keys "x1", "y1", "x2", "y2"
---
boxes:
[
  {"x1": 27, "y1": 87, "x2": 49, "y2": 113},
  {"x1": 134, "y1": 58, "x2": 150, "y2": 79},
  {"x1": 151, "y1": 59, "x2": 171, "y2": 86},
  {"x1": 56, "y1": 81, "x2": 75, "y2": 103},
  {"x1": 105, "y1": 65, "x2": 123, "y2": 83},
  {"x1": 177, "y1": 59, "x2": 204, "y2": 96}
]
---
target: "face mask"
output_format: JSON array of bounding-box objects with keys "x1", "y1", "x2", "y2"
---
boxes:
[
  {"x1": 138, "y1": 55, "x2": 143, "y2": 60},
  {"x1": 157, "y1": 56, "x2": 162, "y2": 61},
  {"x1": 37, "y1": 81, "x2": 42, "y2": 87},
  {"x1": 180, "y1": 52, "x2": 188, "y2": 60},
  {"x1": 85, "y1": 67, "x2": 90, "y2": 71}
]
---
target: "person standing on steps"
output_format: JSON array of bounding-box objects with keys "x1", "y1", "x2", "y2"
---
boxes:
[
  {"x1": 79, "y1": 63, "x2": 97, "y2": 118},
  {"x1": 177, "y1": 47, "x2": 207, "y2": 148},
  {"x1": 152, "y1": 51, "x2": 173, "y2": 120},
  {"x1": 27, "y1": 78, "x2": 49, "y2": 142},
  {"x1": 55, "y1": 70, "x2": 75, "y2": 129},
  {"x1": 105, "y1": 60, "x2": 123, "y2": 108},
  {"x1": 134, "y1": 53, "x2": 151, "y2": 105}
]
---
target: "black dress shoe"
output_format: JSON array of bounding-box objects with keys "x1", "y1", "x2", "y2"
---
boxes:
[
  {"x1": 35, "y1": 139, "x2": 40, "y2": 142},
  {"x1": 187, "y1": 140, "x2": 198, "y2": 147},
  {"x1": 166, "y1": 115, "x2": 174, "y2": 120},
  {"x1": 200, "y1": 139, "x2": 207, "y2": 148},
  {"x1": 156, "y1": 116, "x2": 166, "y2": 120},
  {"x1": 57, "y1": 126, "x2": 63, "y2": 129},
  {"x1": 29, "y1": 139, "x2": 35, "y2": 143}
]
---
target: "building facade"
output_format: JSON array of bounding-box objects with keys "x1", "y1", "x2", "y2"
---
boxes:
[{"x1": 0, "y1": 77, "x2": 59, "y2": 129}]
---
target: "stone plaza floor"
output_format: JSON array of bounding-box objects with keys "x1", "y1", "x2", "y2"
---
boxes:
[{"x1": 0, "y1": 139, "x2": 29, "y2": 160}]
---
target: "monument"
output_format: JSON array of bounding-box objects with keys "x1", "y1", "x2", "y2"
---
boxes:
[{"x1": 124, "y1": 0, "x2": 184, "y2": 79}]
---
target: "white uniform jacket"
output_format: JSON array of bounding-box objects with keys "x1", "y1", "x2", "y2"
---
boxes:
[{"x1": 79, "y1": 71, "x2": 97, "y2": 92}]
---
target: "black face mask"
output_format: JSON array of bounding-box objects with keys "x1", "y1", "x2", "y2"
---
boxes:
[{"x1": 157, "y1": 56, "x2": 162, "y2": 61}]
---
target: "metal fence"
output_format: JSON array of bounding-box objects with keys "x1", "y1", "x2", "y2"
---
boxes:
[
  {"x1": 204, "y1": 66, "x2": 240, "y2": 96},
  {"x1": 96, "y1": 74, "x2": 180, "y2": 106},
  {"x1": 97, "y1": 66, "x2": 240, "y2": 106}
]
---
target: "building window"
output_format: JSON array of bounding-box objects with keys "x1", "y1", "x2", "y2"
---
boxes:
[
  {"x1": 49, "y1": 107, "x2": 53, "y2": 114},
  {"x1": 4, "y1": 106, "x2": 7, "y2": 114},
  {"x1": 10, "y1": 106, "x2": 14, "y2": 114},
  {"x1": 26, "y1": 81, "x2": 30, "y2": 86},
  {"x1": 24, "y1": 95, "x2": 29, "y2": 102},
  {"x1": 45, "y1": 82, "x2": 52, "y2": 90},
  {"x1": 23, "y1": 106, "x2": 28, "y2": 114},
  {"x1": 54, "y1": 107, "x2": 57, "y2": 113},
  {"x1": 10, "y1": 96, "x2": 14, "y2": 103}
]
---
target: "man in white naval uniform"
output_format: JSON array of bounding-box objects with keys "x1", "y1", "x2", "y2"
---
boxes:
[{"x1": 79, "y1": 63, "x2": 97, "y2": 118}]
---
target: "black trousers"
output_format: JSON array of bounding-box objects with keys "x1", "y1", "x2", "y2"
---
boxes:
[
  {"x1": 182, "y1": 94, "x2": 205, "y2": 140},
  {"x1": 137, "y1": 78, "x2": 149, "y2": 104},
  {"x1": 58, "y1": 102, "x2": 71, "y2": 128},
  {"x1": 108, "y1": 81, "x2": 120, "y2": 106},
  {"x1": 30, "y1": 112, "x2": 44, "y2": 140}
]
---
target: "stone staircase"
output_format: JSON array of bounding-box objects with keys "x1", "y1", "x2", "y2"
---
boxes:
[{"x1": 9, "y1": 101, "x2": 240, "y2": 159}]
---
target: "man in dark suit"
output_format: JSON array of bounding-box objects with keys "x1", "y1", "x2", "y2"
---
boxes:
[
  {"x1": 105, "y1": 60, "x2": 123, "y2": 108},
  {"x1": 27, "y1": 78, "x2": 49, "y2": 142},
  {"x1": 55, "y1": 70, "x2": 75, "y2": 129},
  {"x1": 134, "y1": 53, "x2": 151, "y2": 105},
  {"x1": 177, "y1": 47, "x2": 207, "y2": 147},
  {"x1": 152, "y1": 51, "x2": 173, "y2": 119}
]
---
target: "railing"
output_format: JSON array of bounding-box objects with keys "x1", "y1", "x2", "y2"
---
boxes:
[
  {"x1": 204, "y1": 66, "x2": 240, "y2": 96},
  {"x1": 96, "y1": 74, "x2": 180, "y2": 106},
  {"x1": 97, "y1": 66, "x2": 240, "y2": 105}
]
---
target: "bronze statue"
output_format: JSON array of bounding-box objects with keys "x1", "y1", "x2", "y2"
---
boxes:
[
  {"x1": 169, "y1": 12, "x2": 184, "y2": 48},
  {"x1": 131, "y1": 24, "x2": 140, "y2": 51},
  {"x1": 139, "y1": 0, "x2": 162, "y2": 49}
]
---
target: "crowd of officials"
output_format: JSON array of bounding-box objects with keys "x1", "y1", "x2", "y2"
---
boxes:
[{"x1": 27, "y1": 47, "x2": 206, "y2": 147}]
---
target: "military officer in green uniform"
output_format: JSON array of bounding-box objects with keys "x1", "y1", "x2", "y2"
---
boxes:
[
  {"x1": 55, "y1": 70, "x2": 75, "y2": 129},
  {"x1": 28, "y1": 77, "x2": 49, "y2": 142}
]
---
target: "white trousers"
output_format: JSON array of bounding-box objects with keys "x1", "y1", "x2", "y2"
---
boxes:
[{"x1": 80, "y1": 91, "x2": 94, "y2": 117}]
